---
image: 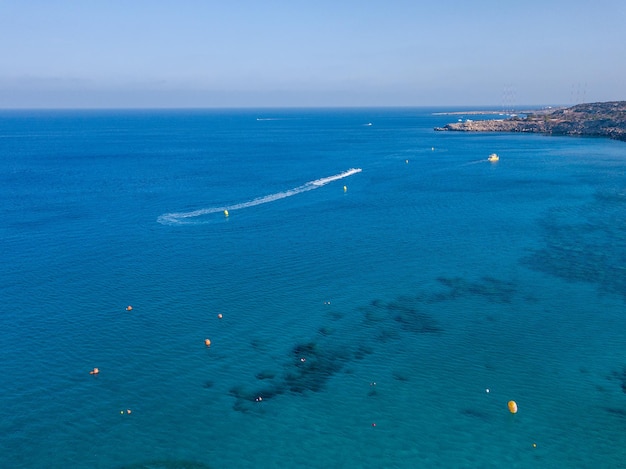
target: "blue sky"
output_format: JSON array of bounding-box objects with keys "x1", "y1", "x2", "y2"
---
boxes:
[{"x1": 1, "y1": 0, "x2": 625, "y2": 108}]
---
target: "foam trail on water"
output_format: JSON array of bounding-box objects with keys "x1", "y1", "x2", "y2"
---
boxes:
[
  {"x1": 158, "y1": 168, "x2": 362, "y2": 225},
  {"x1": 460, "y1": 159, "x2": 491, "y2": 167}
]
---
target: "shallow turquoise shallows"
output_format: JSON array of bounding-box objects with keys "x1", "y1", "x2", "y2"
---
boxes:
[{"x1": 1, "y1": 108, "x2": 625, "y2": 468}]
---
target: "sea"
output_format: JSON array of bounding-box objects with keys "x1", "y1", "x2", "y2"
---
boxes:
[{"x1": 1, "y1": 108, "x2": 625, "y2": 469}]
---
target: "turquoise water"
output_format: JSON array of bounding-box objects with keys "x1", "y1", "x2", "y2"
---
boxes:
[{"x1": 1, "y1": 108, "x2": 625, "y2": 468}]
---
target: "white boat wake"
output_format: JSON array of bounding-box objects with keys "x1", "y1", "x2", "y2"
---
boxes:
[{"x1": 157, "y1": 168, "x2": 362, "y2": 225}]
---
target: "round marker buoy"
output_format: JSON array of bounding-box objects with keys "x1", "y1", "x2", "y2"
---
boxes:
[
  {"x1": 224, "y1": 210, "x2": 229, "y2": 217},
  {"x1": 508, "y1": 400, "x2": 518, "y2": 414},
  {"x1": 126, "y1": 305, "x2": 133, "y2": 311},
  {"x1": 204, "y1": 339, "x2": 211, "y2": 347},
  {"x1": 343, "y1": 185, "x2": 347, "y2": 192},
  {"x1": 217, "y1": 313, "x2": 223, "y2": 319}
]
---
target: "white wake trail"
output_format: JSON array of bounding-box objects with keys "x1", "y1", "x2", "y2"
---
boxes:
[{"x1": 157, "y1": 168, "x2": 362, "y2": 225}]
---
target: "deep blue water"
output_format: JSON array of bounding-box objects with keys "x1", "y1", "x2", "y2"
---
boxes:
[{"x1": 1, "y1": 108, "x2": 625, "y2": 468}]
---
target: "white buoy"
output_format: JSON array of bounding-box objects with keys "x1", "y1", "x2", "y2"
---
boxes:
[
  {"x1": 343, "y1": 185, "x2": 347, "y2": 192},
  {"x1": 224, "y1": 210, "x2": 229, "y2": 217}
]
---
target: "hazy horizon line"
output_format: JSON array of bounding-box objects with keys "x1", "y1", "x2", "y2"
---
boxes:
[{"x1": 0, "y1": 103, "x2": 570, "y2": 111}]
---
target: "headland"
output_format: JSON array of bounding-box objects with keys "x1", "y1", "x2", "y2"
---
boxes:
[{"x1": 435, "y1": 101, "x2": 626, "y2": 142}]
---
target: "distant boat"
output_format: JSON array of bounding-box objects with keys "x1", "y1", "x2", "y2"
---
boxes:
[{"x1": 488, "y1": 153, "x2": 499, "y2": 162}]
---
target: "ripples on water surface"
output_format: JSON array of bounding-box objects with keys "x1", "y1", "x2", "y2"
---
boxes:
[{"x1": 1, "y1": 109, "x2": 625, "y2": 468}]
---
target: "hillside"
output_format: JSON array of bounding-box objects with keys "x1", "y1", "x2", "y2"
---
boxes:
[{"x1": 435, "y1": 101, "x2": 626, "y2": 142}]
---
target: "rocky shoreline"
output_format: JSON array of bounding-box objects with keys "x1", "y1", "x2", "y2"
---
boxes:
[{"x1": 435, "y1": 101, "x2": 626, "y2": 142}]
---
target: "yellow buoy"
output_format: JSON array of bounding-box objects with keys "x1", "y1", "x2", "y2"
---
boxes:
[
  {"x1": 508, "y1": 400, "x2": 518, "y2": 414},
  {"x1": 224, "y1": 210, "x2": 229, "y2": 217},
  {"x1": 204, "y1": 338, "x2": 211, "y2": 347},
  {"x1": 343, "y1": 185, "x2": 347, "y2": 192}
]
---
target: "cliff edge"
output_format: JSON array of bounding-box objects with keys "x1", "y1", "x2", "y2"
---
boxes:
[{"x1": 435, "y1": 101, "x2": 626, "y2": 142}]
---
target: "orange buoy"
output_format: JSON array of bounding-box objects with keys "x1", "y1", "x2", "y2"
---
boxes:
[
  {"x1": 126, "y1": 409, "x2": 132, "y2": 414},
  {"x1": 126, "y1": 305, "x2": 133, "y2": 311},
  {"x1": 508, "y1": 400, "x2": 518, "y2": 414},
  {"x1": 204, "y1": 339, "x2": 211, "y2": 347},
  {"x1": 217, "y1": 313, "x2": 223, "y2": 319},
  {"x1": 90, "y1": 368, "x2": 99, "y2": 375}
]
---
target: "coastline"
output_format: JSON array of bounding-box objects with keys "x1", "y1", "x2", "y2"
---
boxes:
[
  {"x1": 434, "y1": 101, "x2": 626, "y2": 142},
  {"x1": 432, "y1": 110, "x2": 517, "y2": 116}
]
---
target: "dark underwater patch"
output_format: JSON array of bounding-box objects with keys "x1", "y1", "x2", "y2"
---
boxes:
[
  {"x1": 229, "y1": 384, "x2": 284, "y2": 413},
  {"x1": 392, "y1": 370, "x2": 410, "y2": 382},
  {"x1": 607, "y1": 367, "x2": 626, "y2": 393},
  {"x1": 230, "y1": 340, "x2": 359, "y2": 412},
  {"x1": 435, "y1": 276, "x2": 516, "y2": 303},
  {"x1": 359, "y1": 296, "x2": 442, "y2": 334},
  {"x1": 460, "y1": 408, "x2": 491, "y2": 421},
  {"x1": 354, "y1": 343, "x2": 374, "y2": 359},
  {"x1": 285, "y1": 341, "x2": 349, "y2": 393},
  {"x1": 522, "y1": 189, "x2": 626, "y2": 299},
  {"x1": 374, "y1": 327, "x2": 400, "y2": 343},
  {"x1": 255, "y1": 370, "x2": 276, "y2": 380},
  {"x1": 317, "y1": 325, "x2": 334, "y2": 336},
  {"x1": 604, "y1": 407, "x2": 626, "y2": 418},
  {"x1": 228, "y1": 276, "x2": 525, "y2": 413},
  {"x1": 392, "y1": 306, "x2": 442, "y2": 333}
]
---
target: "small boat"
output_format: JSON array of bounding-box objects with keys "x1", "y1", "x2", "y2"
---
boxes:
[{"x1": 488, "y1": 153, "x2": 499, "y2": 162}]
